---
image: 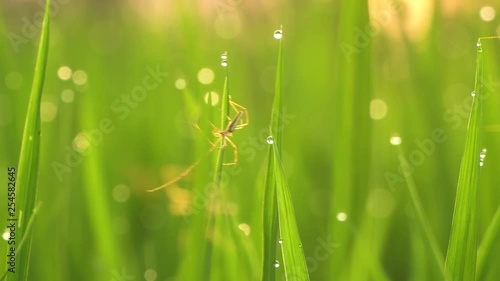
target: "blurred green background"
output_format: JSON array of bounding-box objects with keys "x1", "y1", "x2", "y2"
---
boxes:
[{"x1": 1, "y1": 0, "x2": 500, "y2": 280}]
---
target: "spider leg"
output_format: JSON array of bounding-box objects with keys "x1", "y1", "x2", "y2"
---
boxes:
[
  {"x1": 222, "y1": 137, "x2": 238, "y2": 166},
  {"x1": 146, "y1": 159, "x2": 201, "y2": 192},
  {"x1": 229, "y1": 100, "x2": 249, "y2": 128},
  {"x1": 193, "y1": 123, "x2": 216, "y2": 147}
]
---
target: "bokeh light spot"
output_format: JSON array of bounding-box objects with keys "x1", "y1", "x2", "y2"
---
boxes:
[
  {"x1": 370, "y1": 99, "x2": 388, "y2": 120},
  {"x1": 144, "y1": 269, "x2": 158, "y2": 281},
  {"x1": 197, "y1": 68, "x2": 215, "y2": 85},
  {"x1": 204, "y1": 91, "x2": 219, "y2": 106},
  {"x1": 58, "y1": 66, "x2": 72, "y2": 80},
  {"x1": 72, "y1": 132, "x2": 91, "y2": 154},
  {"x1": 390, "y1": 135, "x2": 402, "y2": 146},
  {"x1": 41, "y1": 101, "x2": 58, "y2": 122},
  {"x1": 72, "y1": 70, "x2": 88, "y2": 85},
  {"x1": 112, "y1": 184, "x2": 131, "y2": 203},
  {"x1": 2, "y1": 229, "x2": 10, "y2": 241},
  {"x1": 336, "y1": 212, "x2": 348, "y2": 222},
  {"x1": 61, "y1": 89, "x2": 75, "y2": 103},
  {"x1": 175, "y1": 78, "x2": 187, "y2": 90},
  {"x1": 480, "y1": 6, "x2": 496, "y2": 22}
]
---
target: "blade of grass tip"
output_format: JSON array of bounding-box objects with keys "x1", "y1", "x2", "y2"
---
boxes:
[
  {"x1": 6, "y1": 1, "x2": 50, "y2": 280},
  {"x1": 262, "y1": 26, "x2": 283, "y2": 281},
  {"x1": 396, "y1": 146, "x2": 445, "y2": 277},
  {"x1": 272, "y1": 142, "x2": 310, "y2": 281},
  {"x1": 476, "y1": 205, "x2": 500, "y2": 280},
  {"x1": 444, "y1": 39, "x2": 483, "y2": 281}
]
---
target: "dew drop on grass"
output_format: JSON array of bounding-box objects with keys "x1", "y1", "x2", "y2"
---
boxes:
[
  {"x1": 221, "y1": 60, "x2": 228, "y2": 67},
  {"x1": 274, "y1": 261, "x2": 280, "y2": 268},
  {"x1": 477, "y1": 41, "x2": 481, "y2": 48},
  {"x1": 278, "y1": 239, "x2": 283, "y2": 245},
  {"x1": 480, "y1": 148, "x2": 487, "y2": 159},
  {"x1": 273, "y1": 30, "x2": 283, "y2": 39},
  {"x1": 266, "y1": 136, "x2": 274, "y2": 144},
  {"x1": 471, "y1": 91, "x2": 476, "y2": 97},
  {"x1": 480, "y1": 148, "x2": 487, "y2": 167},
  {"x1": 298, "y1": 243, "x2": 302, "y2": 248},
  {"x1": 221, "y1": 52, "x2": 228, "y2": 60}
]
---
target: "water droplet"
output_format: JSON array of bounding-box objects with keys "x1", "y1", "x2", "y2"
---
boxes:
[
  {"x1": 479, "y1": 148, "x2": 487, "y2": 167},
  {"x1": 221, "y1": 60, "x2": 228, "y2": 67},
  {"x1": 278, "y1": 239, "x2": 283, "y2": 245},
  {"x1": 266, "y1": 136, "x2": 274, "y2": 144},
  {"x1": 471, "y1": 91, "x2": 476, "y2": 97},
  {"x1": 274, "y1": 261, "x2": 280, "y2": 268},
  {"x1": 221, "y1": 52, "x2": 228, "y2": 60},
  {"x1": 273, "y1": 30, "x2": 283, "y2": 40},
  {"x1": 480, "y1": 148, "x2": 487, "y2": 159},
  {"x1": 477, "y1": 41, "x2": 482, "y2": 48},
  {"x1": 298, "y1": 243, "x2": 302, "y2": 248}
]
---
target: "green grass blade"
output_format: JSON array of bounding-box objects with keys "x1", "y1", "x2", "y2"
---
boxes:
[
  {"x1": 272, "y1": 144, "x2": 310, "y2": 280},
  {"x1": 476, "y1": 205, "x2": 500, "y2": 280},
  {"x1": 6, "y1": 1, "x2": 50, "y2": 280},
  {"x1": 444, "y1": 39, "x2": 483, "y2": 281},
  {"x1": 262, "y1": 26, "x2": 283, "y2": 281},
  {"x1": 397, "y1": 146, "x2": 445, "y2": 277},
  {"x1": 329, "y1": 2, "x2": 372, "y2": 277},
  {"x1": 208, "y1": 58, "x2": 230, "y2": 280}
]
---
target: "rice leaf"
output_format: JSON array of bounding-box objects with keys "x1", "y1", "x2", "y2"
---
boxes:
[
  {"x1": 329, "y1": 1, "x2": 372, "y2": 277},
  {"x1": 444, "y1": 39, "x2": 483, "y2": 281},
  {"x1": 5, "y1": 1, "x2": 50, "y2": 280},
  {"x1": 261, "y1": 26, "x2": 283, "y2": 281},
  {"x1": 272, "y1": 144, "x2": 310, "y2": 280}
]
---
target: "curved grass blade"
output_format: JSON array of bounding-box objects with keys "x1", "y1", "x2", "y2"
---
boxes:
[
  {"x1": 262, "y1": 26, "x2": 283, "y2": 281},
  {"x1": 444, "y1": 39, "x2": 483, "y2": 281},
  {"x1": 4, "y1": 1, "x2": 50, "y2": 280}
]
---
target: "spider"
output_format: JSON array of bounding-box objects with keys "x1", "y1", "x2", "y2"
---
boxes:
[
  {"x1": 147, "y1": 98, "x2": 248, "y2": 192},
  {"x1": 209, "y1": 98, "x2": 249, "y2": 165}
]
